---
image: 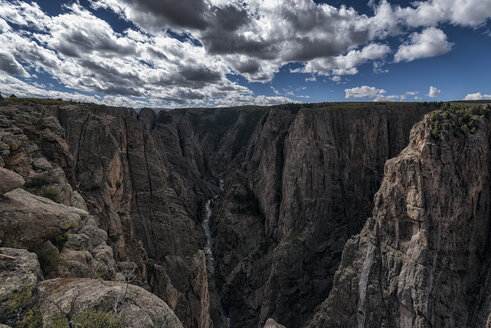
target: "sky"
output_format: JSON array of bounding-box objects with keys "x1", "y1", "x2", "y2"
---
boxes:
[{"x1": 0, "y1": 0, "x2": 490, "y2": 108}]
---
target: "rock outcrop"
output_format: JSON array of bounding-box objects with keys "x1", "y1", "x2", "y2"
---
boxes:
[
  {"x1": 0, "y1": 168, "x2": 24, "y2": 194},
  {"x1": 306, "y1": 105, "x2": 491, "y2": 327},
  {"x1": 0, "y1": 247, "x2": 41, "y2": 305},
  {"x1": 0, "y1": 248, "x2": 41, "y2": 327},
  {"x1": 0, "y1": 188, "x2": 86, "y2": 250},
  {"x1": 0, "y1": 101, "x2": 183, "y2": 328},
  {"x1": 211, "y1": 104, "x2": 438, "y2": 327},
  {"x1": 37, "y1": 278, "x2": 184, "y2": 328}
]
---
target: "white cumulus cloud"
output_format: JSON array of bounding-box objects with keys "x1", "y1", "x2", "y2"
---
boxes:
[
  {"x1": 395, "y1": 28, "x2": 453, "y2": 62},
  {"x1": 345, "y1": 86, "x2": 386, "y2": 99},
  {"x1": 428, "y1": 86, "x2": 441, "y2": 97},
  {"x1": 464, "y1": 92, "x2": 491, "y2": 100}
]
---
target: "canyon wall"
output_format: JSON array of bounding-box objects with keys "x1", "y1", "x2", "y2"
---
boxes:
[{"x1": 306, "y1": 106, "x2": 491, "y2": 328}]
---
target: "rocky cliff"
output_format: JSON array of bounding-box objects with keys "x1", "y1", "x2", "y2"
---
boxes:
[
  {"x1": 306, "y1": 104, "x2": 491, "y2": 328},
  {"x1": 7, "y1": 97, "x2": 484, "y2": 328},
  {"x1": 211, "y1": 103, "x2": 438, "y2": 327}
]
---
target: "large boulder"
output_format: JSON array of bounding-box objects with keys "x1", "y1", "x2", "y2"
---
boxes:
[
  {"x1": 0, "y1": 248, "x2": 41, "y2": 302},
  {"x1": 0, "y1": 167, "x2": 24, "y2": 195},
  {"x1": 37, "y1": 278, "x2": 184, "y2": 328},
  {"x1": 0, "y1": 248, "x2": 41, "y2": 323},
  {"x1": 0, "y1": 188, "x2": 86, "y2": 250}
]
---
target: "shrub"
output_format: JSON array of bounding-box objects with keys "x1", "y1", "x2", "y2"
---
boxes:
[
  {"x1": 16, "y1": 308, "x2": 43, "y2": 328},
  {"x1": 38, "y1": 247, "x2": 60, "y2": 272},
  {"x1": 1, "y1": 286, "x2": 41, "y2": 328},
  {"x1": 48, "y1": 308, "x2": 125, "y2": 328},
  {"x1": 40, "y1": 185, "x2": 61, "y2": 203},
  {"x1": 9, "y1": 139, "x2": 25, "y2": 151},
  {"x1": 430, "y1": 103, "x2": 490, "y2": 139},
  {"x1": 73, "y1": 309, "x2": 125, "y2": 328},
  {"x1": 27, "y1": 174, "x2": 52, "y2": 188},
  {"x1": 2, "y1": 286, "x2": 33, "y2": 315},
  {"x1": 53, "y1": 232, "x2": 69, "y2": 251}
]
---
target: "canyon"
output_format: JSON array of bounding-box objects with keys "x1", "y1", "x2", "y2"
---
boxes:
[{"x1": 0, "y1": 98, "x2": 489, "y2": 328}]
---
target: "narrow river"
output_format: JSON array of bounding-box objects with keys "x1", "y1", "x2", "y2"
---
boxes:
[
  {"x1": 202, "y1": 198, "x2": 215, "y2": 274},
  {"x1": 201, "y1": 179, "x2": 223, "y2": 275}
]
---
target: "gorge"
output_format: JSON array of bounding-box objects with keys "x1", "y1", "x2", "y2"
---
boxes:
[{"x1": 0, "y1": 98, "x2": 490, "y2": 328}]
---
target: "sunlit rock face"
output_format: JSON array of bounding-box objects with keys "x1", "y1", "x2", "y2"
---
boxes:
[{"x1": 306, "y1": 108, "x2": 491, "y2": 328}]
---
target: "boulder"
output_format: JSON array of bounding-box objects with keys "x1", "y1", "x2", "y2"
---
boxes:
[
  {"x1": 0, "y1": 248, "x2": 41, "y2": 324},
  {"x1": 0, "y1": 167, "x2": 24, "y2": 195},
  {"x1": 0, "y1": 188, "x2": 86, "y2": 250},
  {"x1": 37, "y1": 278, "x2": 184, "y2": 328},
  {"x1": 32, "y1": 157, "x2": 53, "y2": 171},
  {"x1": 0, "y1": 248, "x2": 40, "y2": 303}
]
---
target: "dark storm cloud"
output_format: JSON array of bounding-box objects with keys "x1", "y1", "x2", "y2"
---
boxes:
[
  {"x1": 54, "y1": 29, "x2": 136, "y2": 58},
  {"x1": 180, "y1": 66, "x2": 221, "y2": 83},
  {"x1": 80, "y1": 59, "x2": 143, "y2": 92},
  {"x1": 199, "y1": 1, "x2": 371, "y2": 64},
  {"x1": 212, "y1": 4, "x2": 250, "y2": 31},
  {"x1": 157, "y1": 66, "x2": 222, "y2": 89},
  {"x1": 146, "y1": 48, "x2": 168, "y2": 61},
  {"x1": 233, "y1": 59, "x2": 260, "y2": 74},
  {"x1": 118, "y1": 0, "x2": 209, "y2": 30},
  {"x1": 0, "y1": 52, "x2": 28, "y2": 76},
  {"x1": 98, "y1": 85, "x2": 142, "y2": 97}
]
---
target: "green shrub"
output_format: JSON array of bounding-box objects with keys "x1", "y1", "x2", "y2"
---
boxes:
[
  {"x1": 431, "y1": 103, "x2": 490, "y2": 139},
  {"x1": 48, "y1": 309, "x2": 125, "y2": 328},
  {"x1": 73, "y1": 309, "x2": 125, "y2": 328},
  {"x1": 9, "y1": 139, "x2": 25, "y2": 151},
  {"x1": 53, "y1": 232, "x2": 69, "y2": 251},
  {"x1": 1, "y1": 286, "x2": 41, "y2": 328},
  {"x1": 16, "y1": 308, "x2": 43, "y2": 328},
  {"x1": 37, "y1": 119, "x2": 47, "y2": 130},
  {"x1": 40, "y1": 185, "x2": 61, "y2": 203},
  {"x1": 2, "y1": 286, "x2": 33, "y2": 315},
  {"x1": 38, "y1": 247, "x2": 60, "y2": 272},
  {"x1": 27, "y1": 174, "x2": 52, "y2": 188}
]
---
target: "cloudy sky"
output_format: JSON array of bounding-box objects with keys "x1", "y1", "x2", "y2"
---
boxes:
[{"x1": 0, "y1": 0, "x2": 490, "y2": 108}]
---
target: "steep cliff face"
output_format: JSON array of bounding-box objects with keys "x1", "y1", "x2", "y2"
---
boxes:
[
  {"x1": 306, "y1": 106, "x2": 491, "y2": 328},
  {"x1": 212, "y1": 104, "x2": 438, "y2": 327},
  {"x1": 0, "y1": 100, "x2": 184, "y2": 328},
  {"x1": 55, "y1": 104, "x2": 213, "y2": 328}
]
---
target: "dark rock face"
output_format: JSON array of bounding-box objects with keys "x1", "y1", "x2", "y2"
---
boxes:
[
  {"x1": 211, "y1": 104, "x2": 437, "y2": 327},
  {"x1": 55, "y1": 104, "x2": 212, "y2": 328},
  {"x1": 306, "y1": 109, "x2": 491, "y2": 328}
]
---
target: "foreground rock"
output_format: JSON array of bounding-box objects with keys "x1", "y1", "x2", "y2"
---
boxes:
[
  {"x1": 0, "y1": 248, "x2": 40, "y2": 303},
  {"x1": 0, "y1": 168, "x2": 24, "y2": 195},
  {"x1": 306, "y1": 106, "x2": 491, "y2": 327},
  {"x1": 0, "y1": 188, "x2": 86, "y2": 250},
  {"x1": 0, "y1": 248, "x2": 41, "y2": 326},
  {"x1": 37, "y1": 278, "x2": 184, "y2": 328}
]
